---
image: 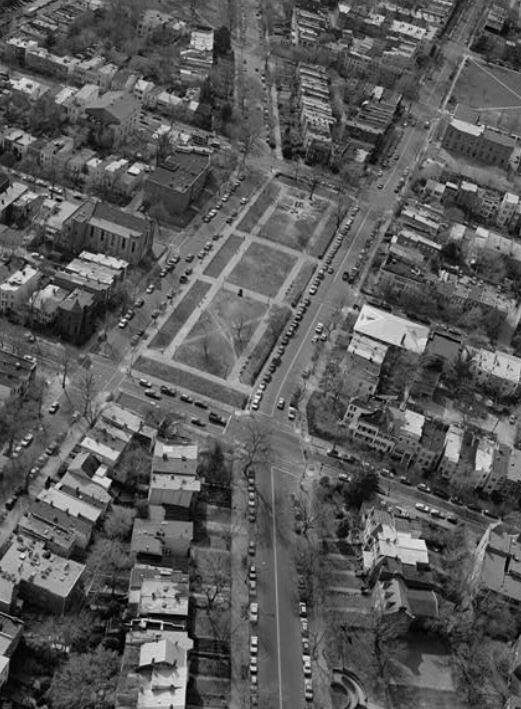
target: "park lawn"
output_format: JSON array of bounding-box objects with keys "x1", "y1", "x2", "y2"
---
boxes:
[
  {"x1": 227, "y1": 242, "x2": 297, "y2": 297},
  {"x1": 204, "y1": 234, "x2": 244, "y2": 278},
  {"x1": 133, "y1": 355, "x2": 247, "y2": 408},
  {"x1": 211, "y1": 288, "x2": 267, "y2": 355},
  {"x1": 148, "y1": 280, "x2": 211, "y2": 350},
  {"x1": 237, "y1": 181, "x2": 280, "y2": 233},
  {"x1": 259, "y1": 191, "x2": 331, "y2": 252},
  {"x1": 175, "y1": 310, "x2": 235, "y2": 379},
  {"x1": 452, "y1": 61, "x2": 521, "y2": 134},
  {"x1": 174, "y1": 289, "x2": 267, "y2": 378}
]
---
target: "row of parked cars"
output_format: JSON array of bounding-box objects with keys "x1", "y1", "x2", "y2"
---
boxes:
[
  {"x1": 137, "y1": 379, "x2": 226, "y2": 427},
  {"x1": 202, "y1": 177, "x2": 247, "y2": 222},
  {"x1": 298, "y1": 601, "x2": 313, "y2": 702}
]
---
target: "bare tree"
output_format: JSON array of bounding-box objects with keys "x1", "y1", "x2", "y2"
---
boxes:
[
  {"x1": 238, "y1": 420, "x2": 271, "y2": 479},
  {"x1": 194, "y1": 553, "x2": 230, "y2": 612},
  {"x1": 77, "y1": 368, "x2": 100, "y2": 425},
  {"x1": 334, "y1": 189, "x2": 350, "y2": 230},
  {"x1": 232, "y1": 315, "x2": 248, "y2": 350},
  {"x1": 294, "y1": 494, "x2": 321, "y2": 539}
]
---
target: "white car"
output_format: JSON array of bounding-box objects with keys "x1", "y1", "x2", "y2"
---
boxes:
[
  {"x1": 250, "y1": 636, "x2": 258, "y2": 655},
  {"x1": 299, "y1": 602, "x2": 307, "y2": 618},
  {"x1": 277, "y1": 398, "x2": 285, "y2": 410},
  {"x1": 250, "y1": 656, "x2": 258, "y2": 674},
  {"x1": 415, "y1": 503, "x2": 430, "y2": 513},
  {"x1": 288, "y1": 406, "x2": 297, "y2": 421},
  {"x1": 303, "y1": 656, "x2": 312, "y2": 678},
  {"x1": 251, "y1": 400, "x2": 260, "y2": 411},
  {"x1": 249, "y1": 602, "x2": 258, "y2": 623},
  {"x1": 315, "y1": 323, "x2": 324, "y2": 334},
  {"x1": 22, "y1": 433, "x2": 34, "y2": 447}
]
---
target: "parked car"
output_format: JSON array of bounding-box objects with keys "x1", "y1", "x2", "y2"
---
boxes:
[
  {"x1": 139, "y1": 379, "x2": 152, "y2": 388},
  {"x1": 249, "y1": 602, "x2": 258, "y2": 623},
  {"x1": 48, "y1": 401, "x2": 60, "y2": 414},
  {"x1": 144, "y1": 389, "x2": 161, "y2": 400},
  {"x1": 160, "y1": 385, "x2": 176, "y2": 397}
]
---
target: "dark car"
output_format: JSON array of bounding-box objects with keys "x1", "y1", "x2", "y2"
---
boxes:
[
  {"x1": 194, "y1": 400, "x2": 208, "y2": 410},
  {"x1": 342, "y1": 271, "x2": 349, "y2": 281},
  {"x1": 144, "y1": 389, "x2": 162, "y2": 400},
  {"x1": 160, "y1": 385, "x2": 176, "y2": 397},
  {"x1": 179, "y1": 275, "x2": 188, "y2": 284},
  {"x1": 209, "y1": 412, "x2": 226, "y2": 426},
  {"x1": 4, "y1": 497, "x2": 15, "y2": 511},
  {"x1": 191, "y1": 417, "x2": 206, "y2": 427},
  {"x1": 399, "y1": 476, "x2": 413, "y2": 486},
  {"x1": 432, "y1": 487, "x2": 450, "y2": 500}
]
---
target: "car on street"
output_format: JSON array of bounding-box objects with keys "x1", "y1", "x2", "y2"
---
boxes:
[
  {"x1": 249, "y1": 602, "x2": 258, "y2": 623},
  {"x1": 417, "y1": 483, "x2": 431, "y2": 493},
  {"x1": 248, "y1": 540, "x2": 256, "y2": 556},
  {"x1": 4, "y1": 497, "x2": 16, "y2": 511},
  {"x1": 430, "y1": 508, "x2": 444, "y2": 519},
  {"x1": 194, "y1": 400, "x2": 208, "y2": 409},
  {"x1": 139, "y1": 379, "x2": 152, "y2": 388},
  {"x1": 303, "y1": 656, "x2": 312, "y2": 677},
  {"x1": 191, "y1": 417, "x2": 206, "y2": 427},
  {"x1": 288, "y1": 406, "x2": 296, "y2": 420},
  {"x1": 144, "y1": 389, "x2": 161, "y2": 400},
  {"x1": 160, "y1": 385, "x2": 176, "y2": 397},
  {"x1": 250, "y1": 636, "x2": 258, "y2": 655},
  {"x1": 415, "y1": 503, "x2": 430, "y2": 513},
  {"x1": 146, "y1": 284, "x2": 155, "y2": 294},
  {"x1": 277, "y1": 398, "x2": 285, "y2": 410},
  {"x1": 118, "y1": 318, "x2": 128, "y2": 328},
  {"x1": 48, "y1": 401, "x2": 60, "y2": 414},
  {"x1": 299, "y1": 602, "x2": 307, "y2": 618},
  {"x1": 159, "y1": 268, "x2": 168, "y2": 277},
  {"x1": 180, "y1": 394, "x2": 193, "y2": 403},
  {"x1": 447, "y1": 514, "x2": 459, "y2": 524},
  {"x1": 208, "y1": 412, "x2": 226, "y2": 426},
  {"x1": 250, "y1": 657, "x2": 258, "y2": 674},
  {"x1": 45, "y1": 441, "x2": 59, "y2": 456},
  {"x1": 22, "y1": 433, "x2": 34, "y2": 447},
  {"x1": 134, "y1": 298, "x2": 144, "y2": 308}
]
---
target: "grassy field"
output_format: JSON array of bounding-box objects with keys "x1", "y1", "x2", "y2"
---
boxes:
[
  {"x1": 174, "y1": 290, "x2": 267, "y2": 379},
  {"x1": 227, "y1": 242, "x2": 297, "y2": 297},
  {"x1": 452, "y1": 60, "x2": 521, "y2": 135},
  {"x1": 237, "y1": 181, "x2": 280, "y2": 233},
  {"x1": 259, "y1": 188, "x2": 332, "y2": 252},
  {"x1": 204, "y1": 234, "x2": 244, "y2": 278},
  {"x1": 133, "y1": 356, "x2": 248, "y2": 408},
  {"x1": 148, "y1": 280, "x2": 211, "y2": 350}
]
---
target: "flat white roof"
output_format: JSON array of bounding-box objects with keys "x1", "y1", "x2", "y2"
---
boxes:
[
  {"x1": 354, "y1": 305, "x2": 429, "y2": 354},
  {"x1": 450, "y1": 118, "x2": 483, "y2": 137},
  {"x1": 474, "y1": 348, "x2": 521, "y2": 384}
]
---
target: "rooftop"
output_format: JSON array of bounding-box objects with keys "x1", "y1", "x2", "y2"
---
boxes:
[
  {"x1": 354, "y1": 304, "x2": 429, "y2": 354},
  {"x1": 347, "y1": 332, "x2": 388, "y2": 365},
  {"x1": 0, "y1": 534, "x2": 84, "y2": 599},
  {"x1": 473, "y1": 348, "x2": 521, "y2": 384},
  {"x1": 129, "y1": 565, "x2": 189, "y2": 619},
  {"x1": 152, "y1": 442, "x2": 198, "y2": 477},
  {"x1": 37, "y1": 487, "x2": 103, "y2": 524}
]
